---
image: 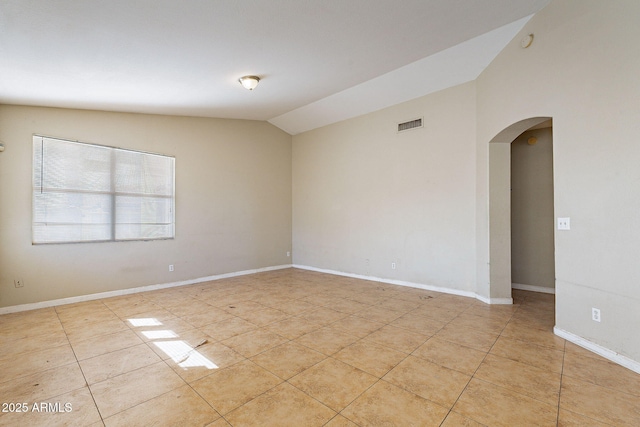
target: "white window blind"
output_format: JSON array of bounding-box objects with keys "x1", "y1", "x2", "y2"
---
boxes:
[{"x1": 33, "y1": 135, "x2": 175, "y2": 244}]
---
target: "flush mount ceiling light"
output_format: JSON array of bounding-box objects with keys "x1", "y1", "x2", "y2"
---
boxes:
[{"x1": 238, "y1": 75, "x2": 260, "y2": 90}]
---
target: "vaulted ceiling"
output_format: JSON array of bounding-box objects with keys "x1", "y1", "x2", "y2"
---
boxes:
[{"x1": 0, "y1": 0, "x2": 550, "y2": 134}]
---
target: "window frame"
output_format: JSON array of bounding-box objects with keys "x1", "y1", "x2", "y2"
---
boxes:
[{"x1": 32, "y1": 135, "x2": 176, "y2": 245}]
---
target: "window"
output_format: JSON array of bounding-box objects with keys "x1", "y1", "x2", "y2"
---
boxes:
[{"x1": 33, "y1": 135, "x2": 175, "y2": 244}]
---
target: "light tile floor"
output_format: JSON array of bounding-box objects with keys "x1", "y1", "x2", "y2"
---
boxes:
[{"x1": 1, "y1": 268, "x2": 639, "y2": 426}]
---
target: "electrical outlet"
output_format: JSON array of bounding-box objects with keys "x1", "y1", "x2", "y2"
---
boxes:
[
  {"x1": 14, "y1": 279, "x2": 24, "y2": 288},
  {"x1": 391, "y1": 262, "x2": 396, "y2": 270},
  {"x1": 592, "y1": 307, "x2": 601, "y2": 322},
  {"x1": 169, "y1": 265, "x2": 174, "y2": 272},
  {"x1": 287, "y1": 251, "x2": 290, "y2": 257},
  {"x1": 558, "y1": 217, "x2": 571, "y2": 230}
]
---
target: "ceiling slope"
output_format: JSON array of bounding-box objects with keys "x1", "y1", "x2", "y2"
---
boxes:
[
  {"x1": 0, "y1": 1, "x2": 550, "y2": 134},
  {"x1": 269, "y1": 16, "x2": 533, "y2": 134}
]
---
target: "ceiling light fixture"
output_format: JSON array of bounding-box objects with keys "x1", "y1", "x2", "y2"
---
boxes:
[{"x1": 238, "y1": 75, "x2": 260, "y2": 90}]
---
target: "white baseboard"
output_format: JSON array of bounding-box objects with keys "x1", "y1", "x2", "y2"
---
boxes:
[
  {"x1": 554, "y1": 327, "x2": 640, "y2": 374},
  {"x1": 292, "y1": 264, "x2": 512, "y2": 304},
  {"x1": 512, "y1": 283, "x2": 555, "y2": 294},
  {"x1": 475, "y1": 294, "x2": 514, "y2": 305},
  {"x1": 0, "y1": 264, "x2": 293, "y2": 315},
  {"x1": 4, "y1": 264, "x2": 636, "y2": 375}
]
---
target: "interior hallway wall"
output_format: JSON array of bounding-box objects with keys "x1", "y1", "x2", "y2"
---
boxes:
[{"x1": 511, "y1": 127, "x2": 555, "y2": 291}]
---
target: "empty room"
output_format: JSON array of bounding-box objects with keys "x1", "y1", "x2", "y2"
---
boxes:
[{"x1": 0, "y1": 1, "x2": 639, "y2": 426}]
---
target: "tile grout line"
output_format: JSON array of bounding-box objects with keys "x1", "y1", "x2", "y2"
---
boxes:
[
  {"x1": 176, "y1": 298, "x2": 327, "y2": 425},
  {"x1": 438, "y1": 292, "x2": 522, "y2": 426},
  {"x1": 243, "y1": 300, "x2": 410, "y2": 426},
  {"x1": 74, "y1": 298, "x2": 197, "y2": 424},
  {"x1": 426, "y1": 304, "x2": 474, "y2": 427},
  {"x1": 328, "y1": 301, "x2": 435, "y2": 426},
  {"x1": 54, "y1": 304, "x2": 106, "y2": 426},
  {"x1": 158, "y1": 297, "x2": 253, "y2": 426},
  {"x1": 194, "y1": 331, "x2": 316, "y2": 425},
  {"x1": 103, "y1": 304, "x2": 216, "y2": 424},
  {"x1": 9, "y1": 273, "x2": 630, "y2": 426},
  {"x1": 160, "y1": 376, "x2": 226, "y2": 426},
  {"x1": 552, "y1": 337, "x2": 624, "y2": 426},
  {"x1": 334, "y1": 289, "x2": 470, "y2": 426},
  {"x1": 556, "y1": 339, "x2": 567, "y2": 426}
]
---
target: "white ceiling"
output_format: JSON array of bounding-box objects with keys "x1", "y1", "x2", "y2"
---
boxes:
[{"x1": 0, "y1": 0, "x2": 550, "y2": 135}]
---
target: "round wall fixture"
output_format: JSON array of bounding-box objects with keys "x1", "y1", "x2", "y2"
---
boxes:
[
  {"x1": 521, "y1": 33, "x2": 534, "y2": 48},
  {"x1": 527, "y1": 137, "x2": 538, "y2": 145}
]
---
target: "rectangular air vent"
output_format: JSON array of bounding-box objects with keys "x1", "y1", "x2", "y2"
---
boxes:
[{"x1": 397, "y1": 117, "x2": 423, "y2": 133}]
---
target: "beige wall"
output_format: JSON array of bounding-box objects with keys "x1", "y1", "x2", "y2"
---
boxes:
[
  {"x1": 477, "y1": 0, "x2": 640, "y2": 361},
  {"x1": 293, "y1": 82, "x2": 477, "y2": 292},
  {"x1": 487, "y1": 142, "x2": 512, "y2": 300},
  {"x1": 1, "y1": 0, "x2": 638, "y2": 367},
  {"x1": 511, "y1": 127, "x2": 555, "y2": 290},
  {"x1": 294, "y1": 0, "x2": 640, "y2": 364},
  {"x1": 0, "y1": 105, "x2": 292, "y2": 308}
]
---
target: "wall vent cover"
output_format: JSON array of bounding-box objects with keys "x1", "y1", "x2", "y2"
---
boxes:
[{"x1": 397, "y1": 117, "x2": 423, "y2": 133}]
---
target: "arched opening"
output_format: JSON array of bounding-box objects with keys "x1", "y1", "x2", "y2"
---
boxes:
[
  {"x1": 487, "y1": 117, "x2": 554, "y2": 302},
  {"x1": 511, "y1": 120, "x2": 555, "y2": 295}
]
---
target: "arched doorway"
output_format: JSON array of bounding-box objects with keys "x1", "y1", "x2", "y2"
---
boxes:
[
  {"x1": 511, "y1": 121, "x2": 555, "y2": 295},
  {"x1": 487, "y1": 117, "x2": 554, "y2": 301}
]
